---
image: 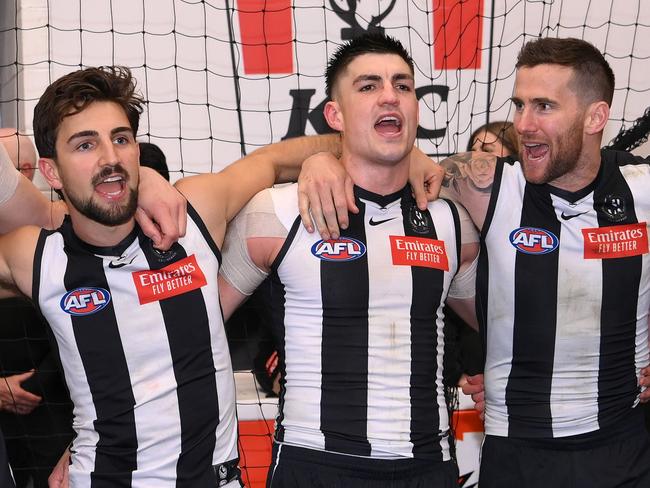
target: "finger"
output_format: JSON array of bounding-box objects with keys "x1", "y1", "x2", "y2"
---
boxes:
[
  {"x1": 461, "y1": 382, "x2": 483, "y2": 395},
  {"x1": 135, "y1": 208, "x2": 162, "y2": 248},
  {"x1": 155, "y1": 207, "x2": 181, "y2": 251},
  {"x1": 466, "y1": 374, "x2": 484, "y2": 385},
  {"x1": 15, "y1": 369, "x2": 36, "y2": 381},
  {"x1": 411, "y1": 180, "x2": 428, "y2": 211},
  {"x1": 331, "y1": 183, "x2": 350, "y2": 232},
  {"x1": 319, "y1": 188, "x2": 341, "y2": 240},
  {"x1": 307, "y1": 194, "x2": 331, "y2": 240},
  {"x1": 298, "y1": 191, "x2": 315, "y2": 234},
  {"x1": 345, "y1": 177, "x2": 358, "y2": 215},
  {"x1": 471, "y1": 391, "x2": 485, "y2": 404}
]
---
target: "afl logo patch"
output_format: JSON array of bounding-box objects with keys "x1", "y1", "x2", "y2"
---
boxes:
[
  {"x1": 60, "y1": 287, "x2": 111, "y2": 316},
  {"x1": 509, "y1": 227, "x2": 559, "y2": 255},
  {"x1": 311, "y1": 238, "x2": 366, "y2": 261}
]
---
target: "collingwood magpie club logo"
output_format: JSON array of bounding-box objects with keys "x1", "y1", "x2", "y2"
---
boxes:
[
  {"x1": 149, "y1": 241, "x2": 179, "y2": 263},
  {"x1": 599, "y1": 194, "x2": 627, "y2": 222},
  {"x1": 408, "y1": 205, "x2": 432, "y2": 234},
  {"x1": 330, "y1": 0, "x2": 396, "y2": 40}
]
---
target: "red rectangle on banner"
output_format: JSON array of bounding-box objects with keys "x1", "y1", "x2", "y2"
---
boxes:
[
  {"x1": 433, "y1": 0, "x2": 484, "y2": 70},
  {"x1": 582, "y1": 222, "x2": 649, "y2": 259},
  {"x1": 238, "y1": 0, "x2": 293, "y2": 74}
]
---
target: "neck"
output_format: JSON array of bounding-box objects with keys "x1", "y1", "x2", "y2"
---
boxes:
[
  {"x1": 549, "y1": 143, "x2": 602, "y2": 192},
  {"x1": 341, "y1": 154, "x2": 410, "y2": 195},
  {"x1": 69, "y1": 210, "x2": 136, "y2": 248}
]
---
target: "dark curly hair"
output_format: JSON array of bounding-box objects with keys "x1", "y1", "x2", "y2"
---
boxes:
[{"x1": 33, "y1": 66, "x2": 144, "y2": 159}]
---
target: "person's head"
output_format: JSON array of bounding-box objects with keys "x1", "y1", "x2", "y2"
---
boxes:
[
  {"x1": 512, "y1": 37, "x2": 614, "y2": 187},
  {"x1": 0, "y1": 128, "x2": 37, "y2": 181},
  {"x1": 139, "y1": 142, "x2": 169, "y2": 181},
  {"x1": 323, "y1": 33, "x2": 418, "y2": 171},
  {"x1": 34, "y1": 66, "x2": 143, "y2": 226},
  {"x1": 467, "y1": 121, "x2": 518, "y2": 157}
]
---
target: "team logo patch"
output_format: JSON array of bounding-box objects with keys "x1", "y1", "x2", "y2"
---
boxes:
[
  {"x1": 509, "y1": 227, "x2": 559, "y2": 255},
  {"x1": 311, "y1": 238, "x2": 366, "y2": 261},
  {"x1": 390, "y1": 235, "x2": 449, "y2": 270},
  {"x1": 598, "y1": 194, "x2": 627, "y2": 222},
  {"x1": 132, "y1": 254, "x2": 207, "y2": 305},
  {"x1": 408, "y1": 205, "x2": 432, "y2": 234},
  {"x1": 60, "y1": 287, "x2": 111, "y2": 316},
  {"x1": 582, "y1": 222, "x2": 648, "y2": 259}
]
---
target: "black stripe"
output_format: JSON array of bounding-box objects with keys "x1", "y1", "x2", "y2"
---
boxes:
[
  {"x1": 267, "y1": 272, "x2": 287, "y2": 442},
  {"x1": 31, "y1": 229, "x2": 53, "y2": 313},
  {"x1": 62, "y1": 238, "x2": 136, "y2": 487},
  {"x1": 402, "y1": 198, "x2": 445, "y2": 458},
  {"x1": 480, "y1": 157, "x2": 507, "y2": 237},
  {"x1": 506, "y1": 184, "x2": 560, "y2": 437},
  {"x1": 187, "y1": 203, "x2": 221, "y2": 265},
  {"x1": 138, "y1": 234, "x2": 218, "y2": 487},
  {"x1": 268, "y1": 217, "x2": 300, "y2": 443},
  {"x1": 320, "y1": 200, "x2": 371, "y2": 456},
  {"x1": 594, "y1": 159, "x2": 641, "y2": 428}
]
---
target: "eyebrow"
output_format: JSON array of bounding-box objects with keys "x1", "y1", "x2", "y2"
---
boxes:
[
  {"x1": 66, "y1": 126, "x2": 133, "y2": 144},
  {"x1": 352, "y1": 73, "x2": 414, "y2": 84},
  {"x1": 511, "y1": 96, "x2": 555, "y2": 105}
]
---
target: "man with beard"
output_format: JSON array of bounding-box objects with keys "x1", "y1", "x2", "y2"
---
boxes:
[
  {"x1": 0, "y1": 65, "x2": 346, "y2": 487},
  {"x1": 442, "y1": 36, "x2": 650, "y2": 487},
  {"x1": 259, "y1": 36, "x2": 650, "y2": 487}
]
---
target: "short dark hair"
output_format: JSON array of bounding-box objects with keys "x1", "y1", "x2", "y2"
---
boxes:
[
  {"x1": 33, "y1": 66, "x2": 144, "y2": 159},
  {"x1": 139, "y1": 142, "x2": 170, "y2": 181},
  {"x1": 325, "y1": 33, "x2": 414, "y2": 98},
  {"x1": 516, "y1": 37, "x2": 615, "y2": 106}
]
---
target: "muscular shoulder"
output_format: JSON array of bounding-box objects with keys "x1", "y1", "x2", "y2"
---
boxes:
[{"x1": 0, "y1": 225, "x2": 41, "y2": 297}]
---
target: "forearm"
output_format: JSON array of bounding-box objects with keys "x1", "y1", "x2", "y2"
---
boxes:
[{"x1": 257, "y1": 134, "x2": 341, "y2": 183}]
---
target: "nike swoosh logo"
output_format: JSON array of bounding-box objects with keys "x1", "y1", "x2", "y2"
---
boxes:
[
  {"x1": 369, "y1": 217, "x2": 397, "y2": 226},
  {"x1": 108, "y1": 256, "x2": 136, "y2": 269},
  {"x1": 560, "y1": 211, "x2": 588, "y2": 221}
]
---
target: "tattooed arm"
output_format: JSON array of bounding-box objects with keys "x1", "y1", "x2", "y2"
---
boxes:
[{"x1": 437, "y1": 151, "x2": 498, "y2": 232}]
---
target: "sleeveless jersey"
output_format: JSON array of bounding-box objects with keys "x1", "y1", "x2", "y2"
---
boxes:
[
  {"x1": 32, "y1": 206, "x2": 237, "y2": 487},
  {"x1": 267, "y1": 184, "x2": 462, "y2": 461},
  {"x1": 479, "y1": 149, "x2": 650, "y2": 439}
]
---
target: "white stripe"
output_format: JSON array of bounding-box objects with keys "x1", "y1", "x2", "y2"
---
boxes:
[
  {"x1": 365, "y1": 209, "x2": 415, "y2": 457},
  {"x1": 278, "y1": 224, "x2": 325, "y2": 450},
  {"x1": 550, "y1": 193, "x2": 601, "y2": 436},
  {"x1": 483, "y1": 163, "x2": 524, "y2": 436},
  {"x1": 38, "y1": 234, "x2": 98, "y2": 486}
]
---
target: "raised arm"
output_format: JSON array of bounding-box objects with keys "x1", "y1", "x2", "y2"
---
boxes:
[
  {"x1": 174, "y1": 135, "x2": 341, "y2": 246},
  {"x1": 0, "y1": 144, "x2": 64, "y2": 232},
  {"x1": 218, "y1": 189, "x2": 288, "y2": 320}
]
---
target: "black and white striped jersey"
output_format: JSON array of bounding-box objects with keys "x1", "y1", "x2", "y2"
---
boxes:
[
  {"x1": 33, "y1": 206, "x2": 237, "y2": 487},
  {"x1": 266, "y1": 184, "x2": 462, "y2": 461},
  {"x1": 480, "y1": 150, "x2": 650, "y2": 439}
]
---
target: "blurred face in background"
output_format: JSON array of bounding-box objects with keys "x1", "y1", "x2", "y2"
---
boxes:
[{"x1": 470, "y1": 129, "x2": 513, "y2": 157}]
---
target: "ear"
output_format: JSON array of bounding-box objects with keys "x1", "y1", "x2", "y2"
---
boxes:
[
  {"x1": 584, "y1": 101, "x2": 610, "y2": 135},
  {"x1": 39, "y1": 158, "x2": 63, "y2": 190},
  {"x1": 323, "y1": 100, "x2": 344, "y2": 132}
]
